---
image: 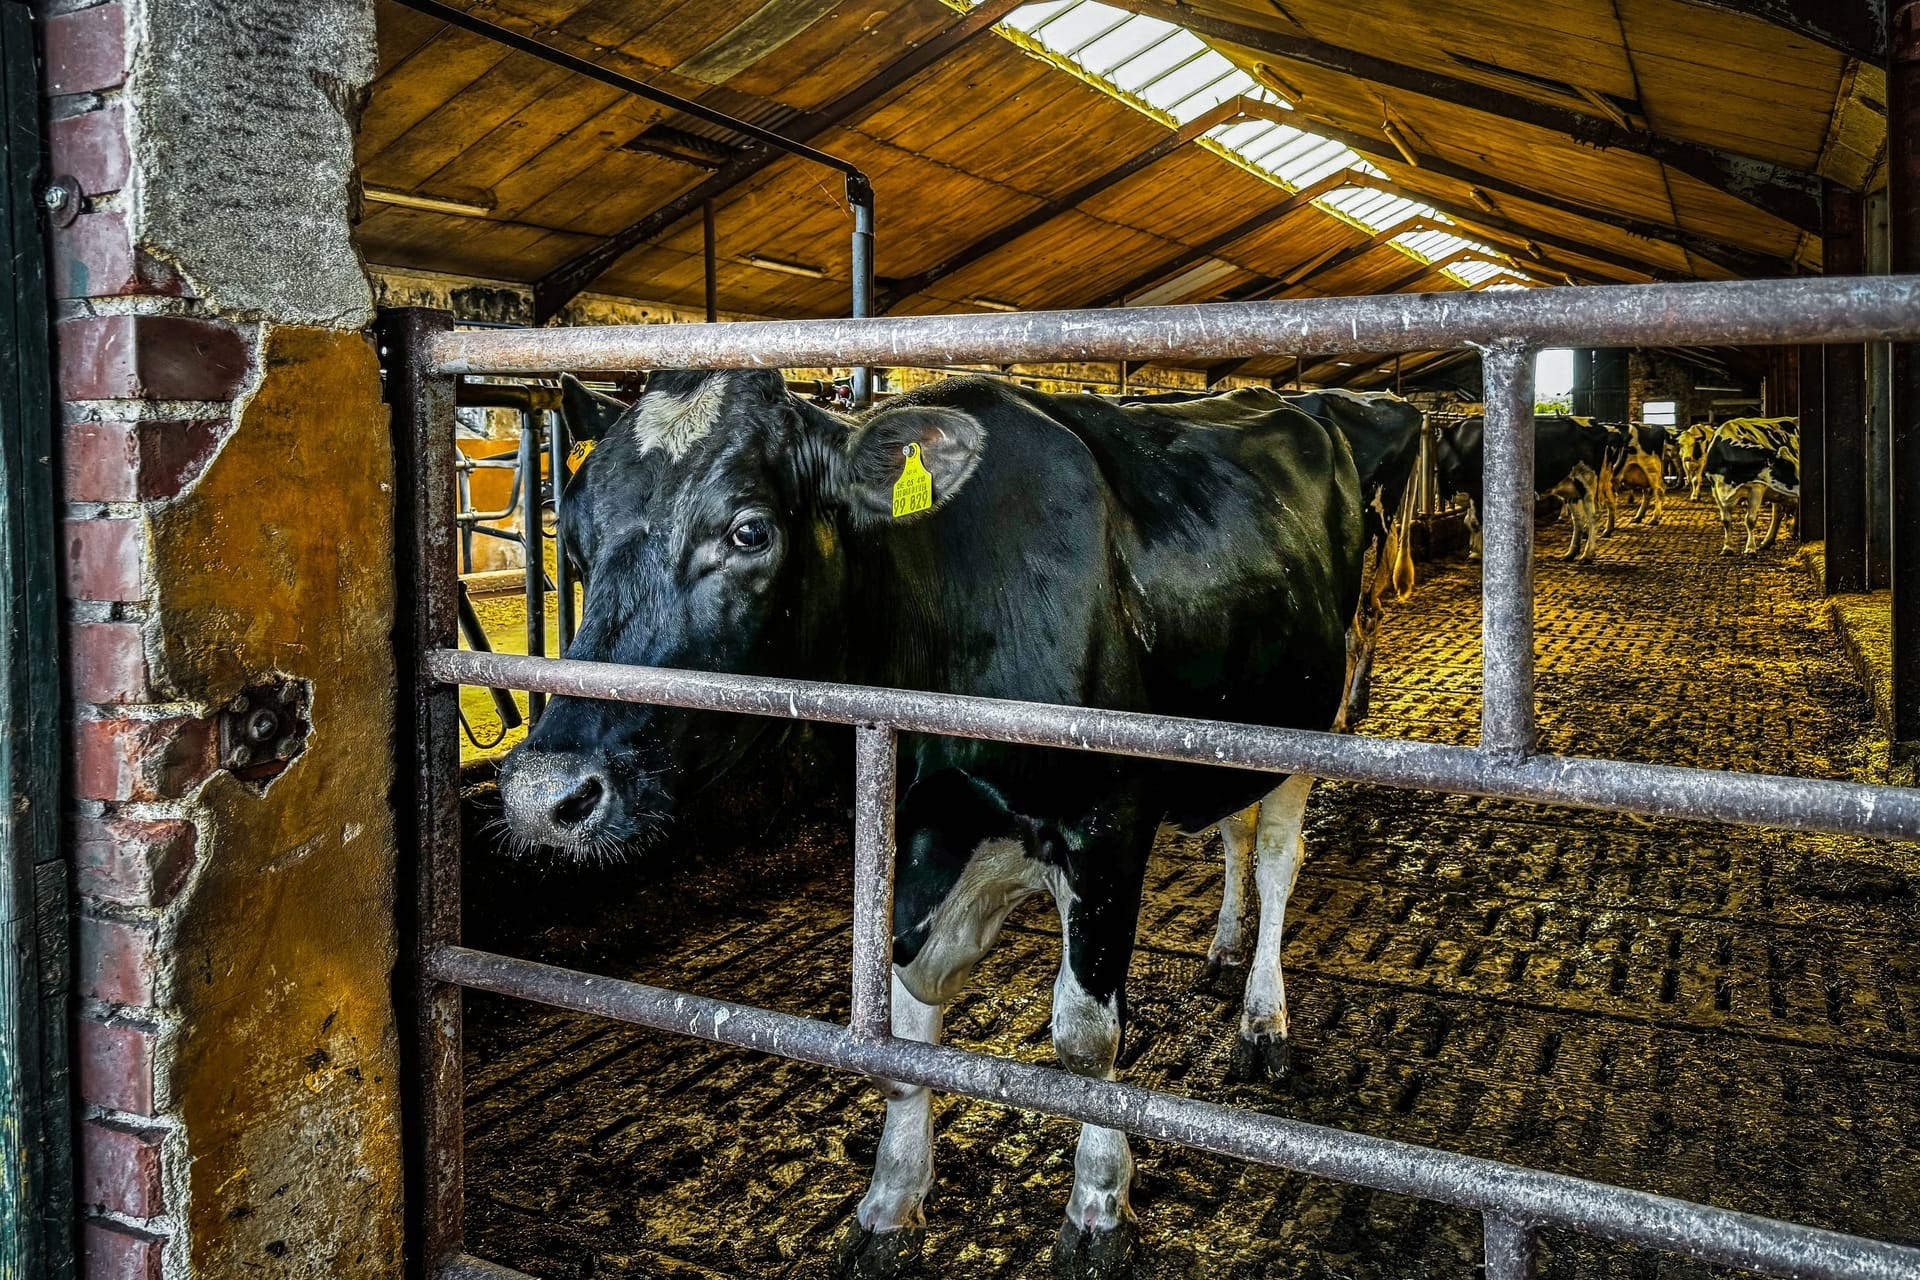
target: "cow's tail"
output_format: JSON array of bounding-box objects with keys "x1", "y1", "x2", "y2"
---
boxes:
[{"x1": 1387, "y1": 473, "x2": 1417, "y2": 602}]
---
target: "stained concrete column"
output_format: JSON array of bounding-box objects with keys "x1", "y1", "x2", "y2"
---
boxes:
[{"x1": 1823, "y1": 181, "x2": 1869, "y2": 594}]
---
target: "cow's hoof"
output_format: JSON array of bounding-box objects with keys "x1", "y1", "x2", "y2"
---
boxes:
[
  {"x1": 1055, "y1": 1218, "x2": 1140, "y2": 1280},
  {"x1": 1228, "y1": 1031, "x2": 1292, "y2": 1083},
  {"x1": 1195, "y1": 956, "x2": 1246, "y2": 999},
  {"x1": 832, "y1": 1219, "x2": 925, "y2": 1280}
]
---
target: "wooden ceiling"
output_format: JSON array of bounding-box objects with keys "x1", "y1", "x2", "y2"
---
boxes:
[{"x1": 354, "y1": 0, "x2": 1886, "y2": 387}]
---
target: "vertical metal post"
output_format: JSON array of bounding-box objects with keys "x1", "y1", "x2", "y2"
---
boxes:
[
  {"x1": 1479, "y1": 340, "x2": 1538, "y2": 756},
  {"x1": 850, "y1": 725, "x2": 897, "y2": 1040},
  {"x1": 519, "y1": 411, "x2": 546, "y2": 722},
  {"x1": 378, "y1": 307, "x2": 466, "y2": 1277},
  {"x1": 547, "y1": 409, "x2": 574, "y2": 652},
  {"x1": 1867, "y1": 190, "x2": 1894, "y2": 589},
  {"x1": 702, "y1": 200, "x2": 718, "y2": 325},
  {"x1": 1890, "y1": 0, "x2": 1920, "y2": 754},
  {"x1": 1799, "y1": 343, "x2": 1826, "y2": 541},
  {"x1": 1824, "y1": 181, "x2": 1869, "y2": 593},
  {"x1": 849, "y1": 175, "x2": 876, "y2": 409},
  {"x1": 1482, "y1": 1215, "x2": 1536, "y2": 1280}
]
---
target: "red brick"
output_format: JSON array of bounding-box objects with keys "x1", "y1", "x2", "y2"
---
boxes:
[
  {"x1": 64, "y1": 419, "x2": 224, "y2": 503},
  {"x1": 61, "y1": 519, "x2": 145, "y2": 603},
  {"x1": 69, "y1": 621, "x2": 152, "y2": 704},
  {"x1": 82, "y1": 1219, "x2": 164, "y2": 1280},
  {"x1": 73, "y1": 817, "x2": 197, "y2": 908},
  {"x1": 48, "y1": 105, "x2": 129, "y2": 198},
  {"x1": 73, "y1": 716, "x2": 217, "y2": 802},
  {"x1": 80, "y1": 1117, "x2": 164, "y2": 1217},
  {"x1": 58, "y1": 314, "x2": 252, "y2": 402},
  {"x1": 76, "y1": 1015, "x2": 155, "y2": 1115},
  {"x1": 78, "y1": 915, "x2": 157, "y2": 1007},
  {"x1": 43, "y1": 4, "x2": 128, "y2": 96},
  {"x1": 51, "y1": 213, "x2": 185, "y2": 300}
]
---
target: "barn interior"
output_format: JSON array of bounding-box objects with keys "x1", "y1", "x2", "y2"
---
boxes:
[
  {"x1": 344, "y1": 0, "x2": 1920, "y2": 1276},
  {"x1": 19, "y1": 0, "x2": 1919, "y2": 1277}
]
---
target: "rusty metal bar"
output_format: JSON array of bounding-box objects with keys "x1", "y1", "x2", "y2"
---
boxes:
[
  {"x1": 379, "y1": 308, "x2": 466, "y2": 1277},
  {"x1": 1479, "y1": 341, "x2": 1537, "y2": 756},
  {"x1": 850, "y1": 725, "x2": 896, "y2": 1040},
  {"x1": 432, "y1": 278, "x2": 1920, "y2": 375},
  {"x1": 429, "y1": 945, "x2": 1920, "y2": 1280},
  {"x1": 1482, "y1": 1214, "x2": 1537, "y2": 1280},
  {"x1": 425, "y1": 650, "x2": 1920, "y2": 842},
  {"x1": 547, "y1": 410, "x2": 574, "y2": 652},
  {"x1": 437, "y1": 1256, "x2": 535, "y2": 1280},
  {"x1": 517, "y1": 412, "x2": 545, "y2": 722}
]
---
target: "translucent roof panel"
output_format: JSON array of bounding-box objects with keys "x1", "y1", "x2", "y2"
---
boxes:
[{"x1": 983, "y1": 0, "x2": 1532, "y2": 292}]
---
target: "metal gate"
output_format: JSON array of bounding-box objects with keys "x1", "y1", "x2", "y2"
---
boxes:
[{"x1": 381, "y1": 278, "x2": 1920, "y2": 1280}]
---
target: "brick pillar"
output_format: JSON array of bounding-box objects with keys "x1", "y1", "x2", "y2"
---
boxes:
[{"x1": 43, "y1": 0, "x2": 396, "y2": 1275}]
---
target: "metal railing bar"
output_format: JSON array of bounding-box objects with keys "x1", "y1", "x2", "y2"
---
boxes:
[
  {"x1": 437, "y1": 1254, "x2": 536, "y2": 1280},
  {"x1": 1478, "y1": 339, "x2": 1537, "y2": 756},
  {"x1": 850, "y1": 726, "x2": 897, "y2": 1040},
  {"x1": 424, "y1": 650, "x2": 1920, "y2": 842},
  {"x1": 429, "y1": 945, "x2": 1920, "y2": 1280},
  {"x1": 428, "y1": 277, "x2": 1920, "y2": 374},
  {"x1": 1482, "y1": 1214, "x2": 1538, "y2": 1280}
]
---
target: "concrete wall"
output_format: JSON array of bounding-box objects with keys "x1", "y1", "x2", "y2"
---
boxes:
[{"x1": 43, "y1": 1, "x2": 399, "y2": 1276}]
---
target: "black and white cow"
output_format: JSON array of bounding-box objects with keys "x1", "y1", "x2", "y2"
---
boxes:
[
  {"x1": 503, "y1": 370, "x2": 1367, "y2": 1277},
  {"x1": 1435, "y1": 414, "x2": 1612, "y2": 561},
  {"x1": 1677, "y1": 421, "x2": 1715, "y2": 500},
  {"x1": 1703, "y1": 417, "x2": 1799, "y2": 555},
  {"x1": 1595, "y1": 420, "x2": 1670, "y2": 530}
]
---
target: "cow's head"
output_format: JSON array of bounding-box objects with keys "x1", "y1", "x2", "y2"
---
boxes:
[{"x1": 497, "y1": 370, "x2": 984, "y2": 856}]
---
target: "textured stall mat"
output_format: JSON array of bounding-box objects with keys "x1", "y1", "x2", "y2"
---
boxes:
[{"x1": 461, "y1": 503, "x2": 1920, "y2": 1278}]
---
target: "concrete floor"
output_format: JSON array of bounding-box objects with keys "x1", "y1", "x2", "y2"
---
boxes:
[{"x1": 455, "y1": 502, "x2": 1920, "y2": 1279}]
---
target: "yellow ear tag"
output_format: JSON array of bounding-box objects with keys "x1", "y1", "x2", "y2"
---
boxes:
[
  {"x1": 567, "y1": 438, "x2": 596, "y2": 474},
  {"x1": 892, "y1": 442, "x2": 933, "y2": 518}
]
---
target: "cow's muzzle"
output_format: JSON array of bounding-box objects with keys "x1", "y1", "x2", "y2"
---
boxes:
[{"x1": 498, "y1": 748, "x2": 618, "y2": 853}]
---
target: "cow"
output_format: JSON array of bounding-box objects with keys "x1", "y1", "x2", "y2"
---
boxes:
[
  {"x1": 1434, "y1": 414, "x2": 1612, "y2": 562},
  {"x1": 1703, "y1": 417, "x2": 1799, "y2": 555},
  {"x1": 1677, "y1": 421, "x2": 1716, "y2": 499},
  {"x1": 1594, "y1": 421, "x2": 1670, "y2": 530},
  {"x1": 501, "y1": 370, "x2": 1367, "y2": 1278}
]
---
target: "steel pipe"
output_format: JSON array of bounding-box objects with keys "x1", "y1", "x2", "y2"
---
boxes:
[
  {"x1": 430, "y1": 946, "x2": 1920, "y2": 1280},
  {"x1": 1478, "y1": 340, "x2": 1537, "y2": 756},
  {"x1": 850, "y1": 725, "x2": 896, "y2": 1040},
  {"x1": 424, "y1": 650, "x2": 1920, "y2": 842},
  {"x1": 431, "y1": 278, "x2": 1920, "y2": 375},
  {"x1": 1482, "y1": 1214, "x2": 1537, "y2": 1280}
]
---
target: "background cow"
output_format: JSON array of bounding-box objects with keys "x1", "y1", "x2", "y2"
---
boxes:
[
  {"x1": 1434, "y1": 414, "x2": 1612, "y2": 562},
  {"x1": 1703, "y1": 417, "x2": 1799, "y2": 554},
  {"x1": 505, "y1": 370, "x2": 1367, "y2": 1278},
  {"x1": 1597, "y1": 420, "x2": 1670, "y2": 529}
]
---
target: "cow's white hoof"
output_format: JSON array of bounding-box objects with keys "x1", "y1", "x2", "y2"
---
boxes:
[
  {"x1": 1055, "y1": 1218, "x2": 1140, "y2": 1280},
  {"x1": 833, "y1": 1220, "x2": 925, "y2": 1280},
  {"x1": 1228, "y1": 1030, "x2": 1293, "y2": 1083}
]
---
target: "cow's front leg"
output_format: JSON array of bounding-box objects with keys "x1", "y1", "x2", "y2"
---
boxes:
[
  {"x1": 835, "y1": 975, "x2": 944, "y2": 1280},
  {"x1": 1715, "y1": 486, "x2": 1737, "y2": 554},
  {"x1": 1742, "y1": 488, "x2": 1765, "y2": 555},
  {"x1": 1201, "y1": 806, "x2": 1256, "y2": 994},
  {"x1": 1233, "y1": 774, "x2": 1313, "y2": 1082},
  {"x1": 1052, "y1": 885, "x2": 1144, "y2": 1280}
]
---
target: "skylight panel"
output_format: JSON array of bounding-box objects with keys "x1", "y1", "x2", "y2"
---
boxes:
[
  {"x1": 1078, "y1": 16, "x2": 1169, "y2": 76},
  {"x1": 1113, "y1": 32, "x2": 1208, "y2": 94},
  {"x1": 1034, "y1": 2, "x2": 1128, "y2": 51},
  {"x1": 1211, "y1": 119, "x2": 1279, "y2": 151},
  {"x1": 1138, "y1": 51, "x2": 1237, "y2": 110},
  {"x1": 1005, "y1": 0, "x2": 1078, "y2": 34},
  {"x1": 1272, "y1": 138, "x2": 1348, "y2": 183},
  {"x1": 1166, "y1": 69, "x2": 1259, "y2": 122}
]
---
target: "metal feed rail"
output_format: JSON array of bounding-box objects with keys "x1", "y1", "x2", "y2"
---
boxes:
[{"x1": 381, "y1": 278, "x2": 1920, "y2": 1280}]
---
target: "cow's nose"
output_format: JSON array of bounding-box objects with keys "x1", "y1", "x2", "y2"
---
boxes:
[{"x1": 498, "y1": 750, "x2": 614, "y2": 848}]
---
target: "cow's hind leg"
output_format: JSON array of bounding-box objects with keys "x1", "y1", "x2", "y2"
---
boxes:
[
  {"x1": 1232, "y1": 774, "x2": 1314, "y2": 1083},
  {"x1": 1201, "y1": 806, "x2": 1256, "y2": 995},
  {"x1": 835, "y1": 976, "x2": 944, "y2": 1279}
]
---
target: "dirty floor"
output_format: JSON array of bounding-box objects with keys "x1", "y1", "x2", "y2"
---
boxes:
[{"x1": 456, "y1": 502, "x2": 1920, "y2": 1279}]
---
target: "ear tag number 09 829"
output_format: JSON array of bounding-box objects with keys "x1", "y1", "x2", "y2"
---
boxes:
[{"x1": 893, "y1": 442, "x2": 933, "y2": 518}]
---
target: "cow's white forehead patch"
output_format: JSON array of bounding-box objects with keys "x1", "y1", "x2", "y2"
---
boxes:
[{"x1": 633, "y1": 374, "x2": 728, "y2": 457}]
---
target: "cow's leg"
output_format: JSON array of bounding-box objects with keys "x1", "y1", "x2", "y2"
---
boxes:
[
  {"x1": 1051, "y1": 836, "x2": 1150, "y2": 1280},
  {"x1": 1758, "y1": 496, "x2": 1784, "y2": 551},
  {"x1": 836, "y1": 975, "x2": 944, "y2": 1279},
  {"x1": 1232, "y1": 773, "x2": 1314, "y2": 1082},
  {"x1": 1716, "y1": 485, "x2": 1737, "y2": 554},
  {"x1": 1597, "y1": 467, "x2": 1618, "y2": 536},
  {"x1": 1465, "y1": 502, "x2": 1483, "y2": 560},
  {"x1": 1648, "y1": 468, "x2": 1666, "y2": 525},
  {"x1": 1337, "y1": 572, "x2": 1383, "y2": 731},
  {"x1": 1202, "y1": 805, "x2": 1257, "y2": 993},
  {"x1": 1576, "y1": 490, "x2": 1598, "y2": 561},
  {"x1": 1742, "y1": 487, "x2": 1765, "y2": 555}
]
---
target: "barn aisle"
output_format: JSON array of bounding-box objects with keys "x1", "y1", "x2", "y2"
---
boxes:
[{"x1": 459, "y1": 503, "x2": 1919, "y2": 1279}]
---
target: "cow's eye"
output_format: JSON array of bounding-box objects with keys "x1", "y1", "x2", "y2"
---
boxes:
[{"x1": 728, "y1": 517, "x2": 772, "y2": 552}]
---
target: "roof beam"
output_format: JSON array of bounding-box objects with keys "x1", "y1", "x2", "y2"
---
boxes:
[
  {"x1": 1672, "y1": 0, "x2": 1884, "y2": 63},
  {"x1": 530, "y1": 0, "x2": 1028, "y2": 322},
  {"x1": 1097, "y1": 0, "x2": 1823, "y2": 231},
  {"x1": 879, "y1": 95, "x2": 1281, "y2": 310},
  {"x1": 1087, "y1": 167, "x2": 1364, "y2": 306},
  {"x1": 1206, "y1": 358, "x2": 1256, "y2": 384},
  {"x1": 1267, "y1": 215, "x2": 1458, "y2": 292},
  {"x1": 1290, "y1": 116, "x2": 1796, "y2": 277}
]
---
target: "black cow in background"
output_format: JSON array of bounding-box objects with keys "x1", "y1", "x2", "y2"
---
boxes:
[
  {"x1": 506, "y1": 370, "x2": 1368, "y2": 1278},
  {"x1": 1435, "y1": 414, "x2": 1613, "y2": 561}
]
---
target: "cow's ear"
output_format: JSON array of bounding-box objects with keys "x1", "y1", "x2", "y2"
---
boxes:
[{"x1": 840, "y1": 406, "x2": 985, "y2": 526}]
